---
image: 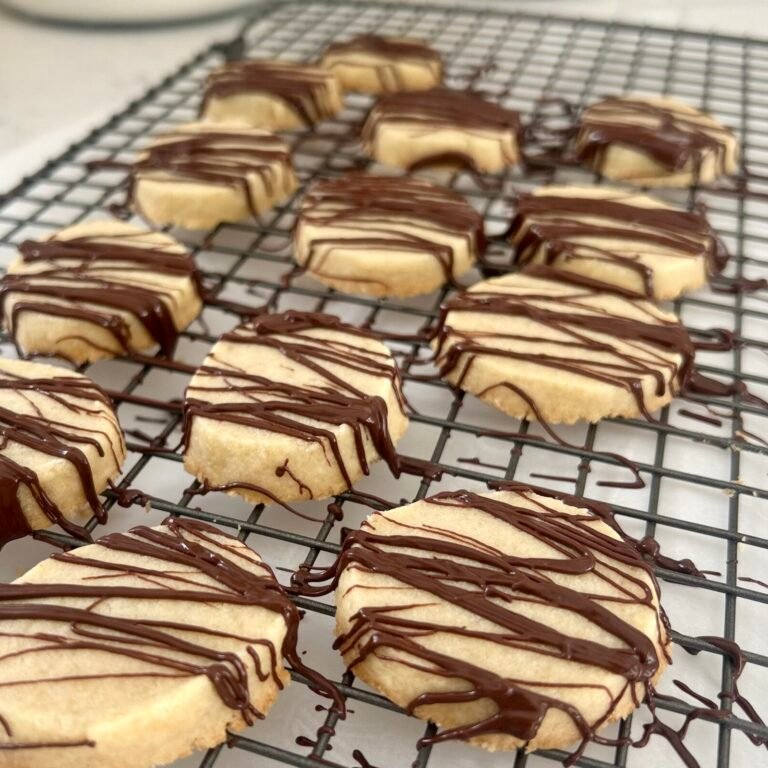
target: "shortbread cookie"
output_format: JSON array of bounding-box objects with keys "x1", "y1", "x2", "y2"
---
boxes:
[
  {"x1": 0, "y1": 517, "x2": 338, "y2": 768},
  {"x1": 183, "y1": 311, "x2": 409, "y2": 505},
  {"x1": 0, "y1": 220, "x2": 203, "y2": 364},
  {"x1": 507, "y1": 185, "x2": 729, "y2": 300},
  {"x1": 320, "y1": 34, "x2": 442, "y2": 94},
  {"x1": 362, "y1": 88, "x2": 521, "y2": 173},
  {"x1": 128, "y1": 122, "x2": 297, "y2": 229},
  {"x1": 201, "y1": 59, "x2": 343, "y2": 130},
  {"x1": 433, "y1": 267, "x2": 694, "y2": 424},
  {"x1": 293, "y1": 173, "x2": 484, "y2": 297},
  {"x1": 0, "y1": 358, "x2": 125, "y2": 547},
  {"x1": 575, "y1": 95, "x2": 738, "y2": 187},
  {"x1": 296, "y1": 486, "x2": 670, "y2": 753}
]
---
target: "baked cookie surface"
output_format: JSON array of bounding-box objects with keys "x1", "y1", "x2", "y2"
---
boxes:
[
  {"x1": 0, "y1": 220, "x2": 203, "y2": 363},
  {"x1": 293, "y1": 173, "x2": 484, "y2": 297},
  {"x1": 0, "y1": 358, "x2": 125, "y2": 547},
  {"x1": 362, "y1": 87, "x2": 521, "y2": 173},
  {"x1": 433, "y1": 268, "x2": 694, "y2": 424},
  {"x1": 183, "y1": 311, "x2": 409, "y2": 505},
  {"x1": 297, "y1": 487, "x2": 670, "y2": 753},
  {"x1": 201, "y1": 59, "x2": 343, "y2": 130},
  {"x1": 129, "y1": 122, "x2": 297, "y2": 229},
  {"x1": 507, "y1": 184, "x2": 728, "y2": 299},
  {"x1": 320, "y1": 34, "x2": 442, "y2": 94},
  {"x1": 575, "y1": 95, "x2": 738, "y2": 186},
  {"x1": 0, "y1": 518, "x2": 316, "y2": 768}
]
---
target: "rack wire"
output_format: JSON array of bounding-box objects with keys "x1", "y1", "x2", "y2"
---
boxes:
[{"x1": 1, "y1": 2, "x2": 767, "y2": 767}]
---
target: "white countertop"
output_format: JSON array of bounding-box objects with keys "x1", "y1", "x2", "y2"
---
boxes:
[{"x1": 2, "y1": 0, "x2": 768, "y2": 193}]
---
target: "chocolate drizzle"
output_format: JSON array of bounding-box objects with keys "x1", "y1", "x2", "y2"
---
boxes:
[
  {"x1": 362, "y1": 87, "x2": 521, "y2": 173},
  {"x1": 111, "y1": 126, "x2": 294, "y2": 221},
  {"x1": 433, "y1": 267, "x2": 695, "y2": 421},
  {"x1": 0, "y1": 517, "x2": 343, "y2": 752},
  {"x1": 0, "y1": 232, "x2": 201, "y2": 360},
  {"x1": 0, "y1": 362, "x2": 124, "y2": 547},
  {"x1": 201, "y1": 60, "x2": 340, "y2": 127},
  {"x1": 183, "y1": 311, "x2": 407, "y2": 503},
  {"x1": 321, "y1": 34, "x2": 442, "y2": 93},
  {"x1": 294, "y1": 173, "x2": 485, "y2": 288},
  {"x1": 576, "y1": 97, "x2": 736, "y2": 182},
  {"x1": 506, "y1": 191, "x2": 729, "y2": 297},
  {"x1": 294, "y1": 487, "x2": 671, "y2": 761}
]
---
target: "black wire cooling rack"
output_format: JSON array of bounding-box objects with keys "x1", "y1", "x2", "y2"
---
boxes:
[{"x1": 1, "y1": 2, "x2": 768, "y2": 767}]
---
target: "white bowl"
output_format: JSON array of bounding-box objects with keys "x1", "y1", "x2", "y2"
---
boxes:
[{"x1": 1, "y1": 0, "x2": 251, "y2": 24}]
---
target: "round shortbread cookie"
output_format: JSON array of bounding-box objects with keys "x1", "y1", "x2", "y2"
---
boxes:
[
  {"x1": 183, "y1": 311, "x2": 409, "y2": 506},
  {"x1": 0, "y1": 517, "x2": 336, "y2": 768},
  {"x1": 506, "y1": 184, "x2": 729, "y2": 300},
  {"x1": 200, "y1": 59, "x2": 343, "y2": 130},
  {"x1": 0, "y1": 358, "x2": 125, "y2": 547},
  {"x1": 0, "y1": 220, "x2": 203, "y2": 364},
  {"x1": 293, "y1": 173, "x2": 484, "y2": 297},
  {"x1": 297, "y1": 487, "x2": 670, "y2": 753},
  {"x1": 362, "y1": 87, "x2": 521, "y2": 174},
  {"x1": 433, "y1": 267, "x2": 694, "y2": 424},
  {"x1": 575, "y1": 95, "x2": 738, "y2": 187},
  {"x1": 319, "y1": 34, "x2": 442, "y2": 94},
  {"x1": 129, "y1": 122, "x2": 297, "y2": 230}
]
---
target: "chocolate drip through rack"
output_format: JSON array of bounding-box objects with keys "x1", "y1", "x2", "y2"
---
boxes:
[{"x1": 0, "y1": 3, "x2": 767, "y2": 767}]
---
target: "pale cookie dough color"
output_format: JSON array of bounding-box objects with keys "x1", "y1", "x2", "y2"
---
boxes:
[
  {"x1": 507, "y1": 185, "x2": 729, "y2": 300},
  {"x1": 296, "y1": 487, "x2": 670, "y2": 754},
  {"x1": 575, "y1": 95, "x2": 738, "y2": 187},
  {"x1": 0, "y1": 359, "x2": 125, "y2": 547},
  {"x1": 293, "y1": 173, "x2": 485, "y2": 297},
  {"x1": 200, "y1": 59, "x2": 343, "y2": 130},
  {"x1": 0, "y1": 517, "x2": 340, "y2": 768},
  {"x1": 183, "y1": 311, "x2": 409, "y2": 506},
  {"x1": 0, "y1": 220, "x2": 203, "y2": 364},
  {"x1": 319, "y1": 34, "x2": 442, "y2": 94},
  {"x1": 128, "y1": 122, "x2": 297, "y2": 229},
  {"x1": 362, "y1": 87, "x2": 521, "y2": 174},
  {"x1": 433, "y1": 267, "x2": 694, "y2": 424}
]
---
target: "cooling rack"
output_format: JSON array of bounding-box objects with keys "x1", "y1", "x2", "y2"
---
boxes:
[{"x1": 1, "y1": 2, "x2": 767, "y2": 767}]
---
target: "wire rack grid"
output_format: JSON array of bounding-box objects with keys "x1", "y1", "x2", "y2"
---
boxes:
[{"x1": 1, "y1": 2, "x2": 767, "y2": 768}]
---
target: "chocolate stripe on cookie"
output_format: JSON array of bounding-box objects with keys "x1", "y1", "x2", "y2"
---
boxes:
[
  {"x1": 0, "y1": 362, "x2": 124, "y2": 546},
  {"x1": 0, "y1": 517, "x2": 343, "y2": 753},
  {"x1": 1, "y1": 230, "x2": 201, "y2": 360},
  {"x1": 294, "y1": 487, "x2": 672, "y2": 760},
  {"x1": 506, "y1": 189, "x2": 728, "y2": 297}
]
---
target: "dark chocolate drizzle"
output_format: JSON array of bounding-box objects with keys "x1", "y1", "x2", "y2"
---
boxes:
[
  {"x1": 201, "y1": 60, "x2": 339, "y2": 127},
  {"x1": 294, "y1": 173, "x2": 485, "y2": 288},
  {"x1": 361, "y1": 87, "x2": 521, "y2": 174},
  {"x1": 0, "y1": 233, "x2": 202, "y2": 360},
  {"x1": 321, "y1": 34, "x2": 443, "y2": 93},
  {"x1": 183, "y1": 311, "x2": 407, "y2": 503},
  {"x1": 433, "y1": 266, "x2": 695, "y2": 422},
  {"x1": 293, "y1": 486, "x2": 673, "y2": 762},
  {"x1": 575, "y1": 97, "x2": 735, "y2": 181},
  {"x1": 0, "y1": 364, "x2": 124, "y2": 548},
  {"x1": 505, "y1": 191, "x2": 729, "y2": 297},
  {"x1": 0, "y1": 517, "x2": 343, "y2": 752},
  {"x1": 93, "y1": 127, "x2": 293, "y2": 222}
]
